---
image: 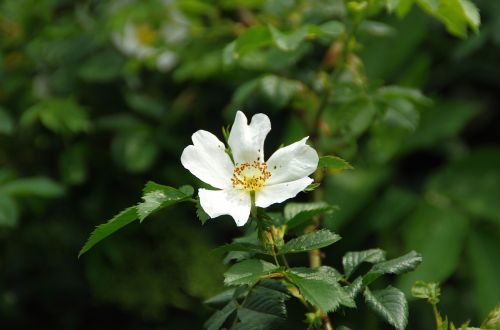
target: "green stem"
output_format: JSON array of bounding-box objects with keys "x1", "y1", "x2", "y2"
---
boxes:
[{"x1": 432, "y1": 304, "x2": 442, "y2": 329}]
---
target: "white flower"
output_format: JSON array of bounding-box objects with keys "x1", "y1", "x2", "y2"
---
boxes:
[{"x1": 181, "y1": 111, "x2": 319, "y2": 226}]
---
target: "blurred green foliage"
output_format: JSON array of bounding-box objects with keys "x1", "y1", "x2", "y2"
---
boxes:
[{"x1": 0, "y1": 0, "x2": 498, "y2": 329}]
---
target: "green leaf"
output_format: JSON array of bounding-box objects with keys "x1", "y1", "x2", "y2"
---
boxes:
[
  {"x1": 364, "y1": 286, "x2": 408, "y2": 330},
  {"x1": 284, "y1": 202, "x2": 338, "y2": 230},
  {"x1": 269, "y1": 25, "x2": 309, "y2": 51},
  {"x1": 137, "y1": 182, "x2": 193, "y2": 222},
  {"x1": 318, "y1": 155, "x2": 354, "y2": 173},
  {"x1": 79, "y1": 206, "x2": 138, "y2": 257},
  {"x1": 234, "y1": 281, "x2": 289, "y2": 329},
  {"x1": 205, "y1": 289, "x2": 236, "y2": 308},
  {"x1": 0, "y1": 107, "x2": 14, "y2": 135},
  {"x1": 196, "y1": 199, "x2": 210, "y2": 224},
  {"x1": 21, "y1": 98, "x2": 91, "y2": 134},
  {"x1": 112, "y1": 130, "x2": 159, "y2": 173},
  {"x1": 213, "y1": 242, "x2": 269, "y2": 255},
  {"x1": 204, "y1": 300, "x2": 237, "y2": 330},
  {"x1": 365, "y1": 251, "x2": 422, "y2": 285},
  {"x1": 224, "y1": 259, "x2": 278, "y2": 286},
  {"x1": 345, "y1": 276, "x2": 364, "y2": 300},
  {"x1": 416, "y1": 0, "x2": 481, "y2": 37},
  {"x1": 303, "y1": 182, "x2": 320, "y2": 192},
  {"x1": 397, "y1": 202, "x2": 468, "y2": 292},
  {"x1": 0, "y1": 177, "x2": 65, "y2": 198},
  {"x1": 233, "y1": 26, "x2": 272, "y2": 57},
  {"x1": 278, "y1": 229, "x2": 341, "y2": 255},
  {"x1": 0, "y1": 195, "x2": 18, "y2": 227},
  {"x1": 481, "y1": 305, "x2": 500, "y2": 330},
  {"x1": 411, "y1": 281, "x2": 441, "y2": 304},
  {"x1": 317, "y1": 21, "x2": 345, "y2": 37},
  {"x1": 376, "y1": 86, "x2": 432, "y2": 106},
  {"x1": 259, "y1": 74, "x2": 303, "y2": 109},
  {"x1": 288, "y1": 266, "x2": 354, "y2": 312},
  {"x1": 342, "y1": 248, "x2": 386, "y2": 278}
]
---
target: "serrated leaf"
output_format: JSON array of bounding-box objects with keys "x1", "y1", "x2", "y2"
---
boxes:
[
  {"x1": 345, "y1": 276, "x2": 364, "y2": 301},
  {"x1": 288, "y1": 266, "x2": 354, "y2": 312},
  {"x1": 79, "y1": 206, "x2": 138, "y2": 257},
  {"x1": 278, "y1": 229, "x2": 341, "y2": 255},
  {"x1": 224, "y1": 259, "x2": 278, "y2": 286},
  {"x1": 204, "y1": 300, "x2": 237, "y2": 330},
  {"x1": 303, "y1": 182, "x2": 320, "y2": 192},
  {"x1": 411, "y1": 281, "x2": 441, "y2": 304},
  {"x1": 284, "y1": 202, "x2": 338, "y2": 230},
  {"x1": 137, "y1": 182, "x2": 193, "y2": 222},
  {"x1": 364, "y1": 286, "x2": 408, "y2": 330},
  {"x1": 233, "y1": 281, "x2": 289, "y2": 329},
  {"x1": 318, "y1": 155, "x2": 353, "y2": 173},
  {"x1": 343, "y1": 249, "x2": 387, "y2": 278},
  {"x1": 481, "y1": 305, "x2": 500, "y2": 329},
  {"x1": 204, "y1": 288, "x2": 236, "y2": 308},
  {"x1": 0, "y1": 177, "x2": 65, "y2": 198},
  {"x1": 196, "y1": 199, "x2": 210, "y2": 224},
  {"x1": 364, "y1": 251, "x2": 422, "y2": 285}
]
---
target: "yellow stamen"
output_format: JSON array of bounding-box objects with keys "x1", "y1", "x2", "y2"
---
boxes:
[{"x1": 231, "y1": 160, "x2": 272, "y2": 192}]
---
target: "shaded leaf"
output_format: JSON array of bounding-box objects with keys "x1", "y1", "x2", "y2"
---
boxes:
[
  {"x1": 0, "y1": 177, "x2": 65, "y2": 198},
  {"x1": 343, "y1": 248, "x2": 386, "y2": 278},
  {"x1": 205, "y1": 300, "x2": 237, "y2": 330},
  {"x1": 224, "y1": 259, "x2": 278, "y2": 286},
  {"x1": 288, "y1": 266, "x2": 354, "y2": 312},
  {"x1": 318, "y1": 155, "x2": 354, "y2": 173},
  {"x1": 0, "y1": 195, "x2": 18, "y2": 227},
  {"x1": 284, "y1": 202, "x2": 338, "y2": 230},
  {"x1": 364, "y1": 286, "x2": 408, "y2": 330},
  {"x1": 397, "y1": 203, "x2": 468, "y2": 292},
  {"x1": 365, "y1": 251, "x2": 422, "y2": 285}
]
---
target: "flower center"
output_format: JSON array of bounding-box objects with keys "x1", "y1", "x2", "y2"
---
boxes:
[
  {"x1": 135, "y1": 23, "x2": 158, "y2": 46},
  {"x1": 231, "y1": 160, "x2": 272, "y2": 192}
]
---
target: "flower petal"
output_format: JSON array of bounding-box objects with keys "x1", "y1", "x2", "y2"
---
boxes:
[
  {"x1": 255, "y1": 177, "x2": 313, "y2": 208},
  {"x1": 266, "y1": 137, "x2": 319, "y2": 185},
  {"x1": 228, "y1": 111, "x2": 271, "y2": 164},
  {"x1": 181, "y1": 130, "x2": 234, "y2": 189},
  {"x1": 199, "y1": 188, "x2": 251, "y2": 226}
]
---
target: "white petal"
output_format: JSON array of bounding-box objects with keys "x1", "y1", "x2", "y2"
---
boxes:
[
  {"x1": 228, "y1": 111, "x2": 271, "y2": 164},
  {"x1": 181, "y1": 130, "x2": 234, "y2": 189},
  {"x1": 255, "y1": 177, "x2": 313, "y2": 208},
  {"x1": 199, "y1": 188, "x2": 251, "y2": 226},
  {"x1": 266, "y1": 137, "x2": 319, "y2": 185}
]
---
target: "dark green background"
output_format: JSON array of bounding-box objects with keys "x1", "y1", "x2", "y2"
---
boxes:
[{"x1": 0, "y1": 0, "x2": 498, "y2": 329}]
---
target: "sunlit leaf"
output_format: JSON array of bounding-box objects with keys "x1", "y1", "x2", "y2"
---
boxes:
[{"x1": 278, "y1": 229, "x2": 341, "y2": 255}]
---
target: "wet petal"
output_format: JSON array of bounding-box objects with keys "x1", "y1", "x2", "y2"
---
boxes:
[
  {"x1": 228, "y1": 111, "x2": 271, "y2": 164},
  {"x1": 199, "y1": 188, "x2": 251, "y2": 226},
  {"x1": 181, "y1": 130, "x2": 234, "y2": 189},
  {"x1": 266, "y1": 137, "x2": 318, "y2": 185},
  {"x1": 255, "y1": 177, "x2": 313, "y2": 208}
]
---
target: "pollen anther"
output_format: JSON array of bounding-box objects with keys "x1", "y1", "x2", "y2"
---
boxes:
[{"x1": 231, "y1": 160, "x2": 272, "y2": 192}]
